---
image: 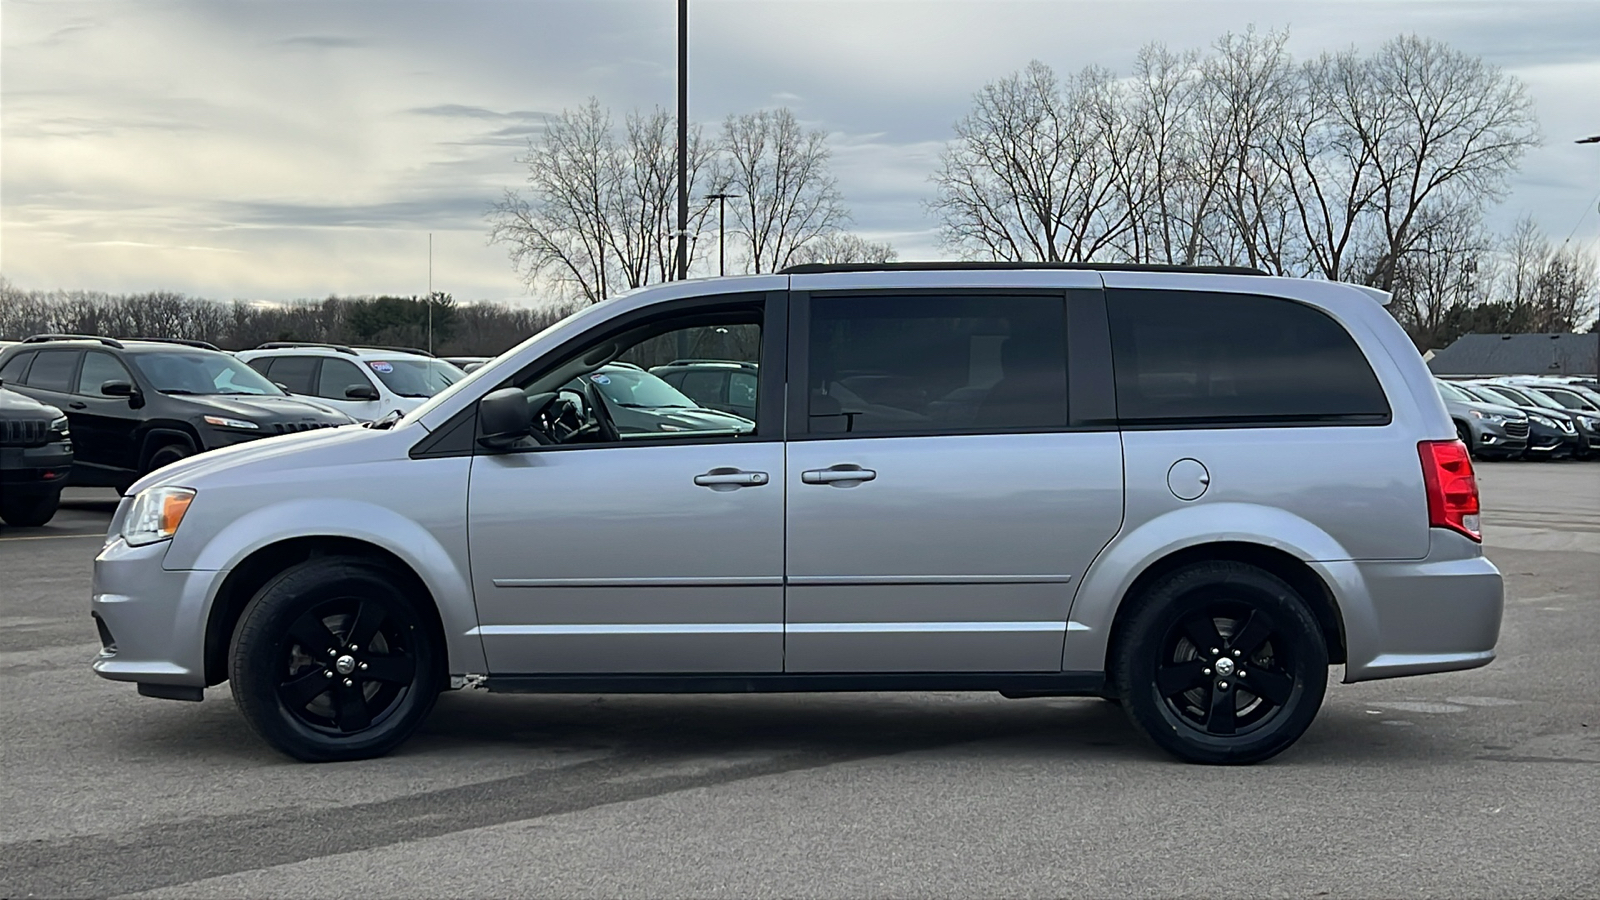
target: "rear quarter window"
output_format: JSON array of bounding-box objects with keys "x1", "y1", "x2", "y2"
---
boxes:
[
  {"x1": 0, "y1": 350, "x2": 36, "y2": 384},
  {"x1": 1107, "y1": 290, "x2": 1389, "y2": 427}
]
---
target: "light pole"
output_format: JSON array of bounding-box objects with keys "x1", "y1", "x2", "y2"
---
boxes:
[
  {"x1": 675, "y1": 0, "x2": 689, "y2": 281},
  {"x1": 704, "y1": 192, "x2": 740, "y2": 276}
]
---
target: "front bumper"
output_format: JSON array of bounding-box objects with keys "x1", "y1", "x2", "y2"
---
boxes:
[
  {"x1": 91, "y1": 536, "x2": 220, "y2": 689},
  {"x1": 0, "y1": 441, "x2": 74, "y2": 488},
  {"x1": 1317, "y1": 529, "x2": 1504, "y2": 683}
]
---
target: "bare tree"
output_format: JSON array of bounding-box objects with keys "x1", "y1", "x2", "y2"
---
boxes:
[
  {"x1": 487, "y1": 99, "x2": 718, "y2": 304},
  {"x1": 719, "y1": 108, "x2": 848, "y2": 273},
  {"x1": 1383, "y1": 203, "x2": 1491, "y2": 348},
  {"x1": 1358, "y1": 35, "x2": 1541, "y2": 291},
  {"x1": 787, "y1": 232, "x2": 898, "y2": 266},
  {"x1": 930, "y1": 61, "x2": 1132, "y2": 262},
  {"x1": 1497, "y1": 218, "x2": 1599, "y2": 332}
]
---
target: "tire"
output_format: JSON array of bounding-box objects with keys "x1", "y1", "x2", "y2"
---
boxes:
[
  {"x1": 0, "y1": 488, "x2": 61, "y2": 527},
  {"x1": 229, "y1": 557, "x2": 440, "y2": 762},
  {"x1": 146, "y1": 442, "x2": 192, "y2": 475},
  {"x1": 1112, "y1": 561, "x2": 1328, "y2": 765},
  {"x1": 1454, "y1": 421, "x2": 1476, "y2": 458}
]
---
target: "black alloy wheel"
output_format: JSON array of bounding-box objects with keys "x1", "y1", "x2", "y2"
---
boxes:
[
  {"x1": 1114, "y1": 561, "x2": 1328, "y2": 765},
  {"x1": 230, "y1": 558, "x2": 440, "y2": 762}
]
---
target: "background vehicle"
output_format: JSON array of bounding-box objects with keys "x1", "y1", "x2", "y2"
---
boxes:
[
  {"x1": 442, "y1": 356, "x2": 491, "y2": 373},
  {"x1": 238, "y1": 343, "x2": 465, "y2": 423},
  {"x1": 648, "y1": 359, "x2": 760, "y2": 421},
  {"x1": 0, "y1": 384, "x2": 73, "y2": 526},
  {"x1": 1453, "y1": 382, "x2": 1578, "y2": 458},
  {"x1": 1490, "y1": 378, "x2": 1600, "y2": 451},
  {"x1": 0, "y1": 335, "x2": 353, "y2": 491},
  {"x1": 91, "y1": 266, "x2": 1501, "y2": 768},
  {"x1": 560, "y1": 363, "x2": 754, "y2": 436},
  {"x1": 1434, "y1": 379, "x2": 1528, "y2": 459},
  {"x1": 1469, "y1": 381, "x2": 1591, "y2": 458}
]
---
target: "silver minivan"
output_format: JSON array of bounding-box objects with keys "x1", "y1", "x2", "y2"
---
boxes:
[{"x1": 91, "y1": 264, "x2": 1503, "y2": 765}]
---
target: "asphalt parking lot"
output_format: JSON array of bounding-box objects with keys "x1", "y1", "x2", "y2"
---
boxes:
[{"x1": 2, "y1": 464, "x2": 1597, "y2": 899}]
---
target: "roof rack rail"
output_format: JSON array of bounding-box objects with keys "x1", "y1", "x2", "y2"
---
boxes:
[
  {"x1": 661, "y1": 358, "x2": 758, "y2": 368},
  {"x1": 353, "y1": 345, "x2": 435, "y2": 357},
  {"x1": 778, "y1": 261, "x2": 1268, "y2": 276},
  {"x1": 254, "y1": 341, "x2": 358, "y2": 355},
  {"x1": 22, "y1": 334, "x2": 125, "y2": 349},
  {"x1": 124, "y1": 337, "x2": 223, "y2": 352}
]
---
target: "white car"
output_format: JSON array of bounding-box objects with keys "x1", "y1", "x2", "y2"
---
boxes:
[{"x1": 237, "y1": 343, "x2": 465, "y2": 422}]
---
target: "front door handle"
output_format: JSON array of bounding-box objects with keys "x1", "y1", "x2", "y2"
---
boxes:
[
  {"x1": 694, "y1": 468, "x2": 769, "y2": 490},
  {"x1": 68, "y1": 402, "x2": 88, "y2": 410},
  {"x1": 801, "y1": 465, "x2": 877, "y2": 485}
]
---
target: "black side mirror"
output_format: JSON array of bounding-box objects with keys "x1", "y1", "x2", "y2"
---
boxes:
[
  {"x1": 478, "y1": 387, "x2": 535, "y2": 450},
  {"x1": 345, "y1": 384, "x2": 381, "y2": 401},
  {"x1": 101, "y1": 380, "x2": 144, "y2": 408},
  {"x1": 273, "y1": 382, "x2": 292, "y2": 393}
]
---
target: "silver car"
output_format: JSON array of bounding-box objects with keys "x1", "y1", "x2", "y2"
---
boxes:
[{"x1": 92, "y1": 265, "x2": 1503, "y2": 765}]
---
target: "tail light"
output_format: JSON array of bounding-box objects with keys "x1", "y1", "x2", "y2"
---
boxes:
[{"x1": 1418, "y1": 440, "x2": 1481, "y2": 542}]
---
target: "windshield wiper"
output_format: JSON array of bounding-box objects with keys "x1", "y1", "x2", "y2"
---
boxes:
[
  {"x1": 366, "y1": 409, "x2": 405, "y2": 430},
  {"x1": 159, "y1": 389, "x2": 200, "y2": 395}
]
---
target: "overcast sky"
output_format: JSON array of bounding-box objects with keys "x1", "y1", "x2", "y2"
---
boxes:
[{"x1": 3, "y1": 0, "x2": 1599, "y2": 304}]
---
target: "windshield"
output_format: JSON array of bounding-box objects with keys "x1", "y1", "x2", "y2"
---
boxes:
[
  {"x1": 361, "y1": 358, "x2": 463, "y2": 398},
  {"x1": 132, "y1": 352, "x2": 284, "y2": 396},
  {"x1": 586, "y1": 368, "x2": 697, "y2": 408},
  {"x1": 1435, "y1": 381, "x2": 1471, "y2": 403}
]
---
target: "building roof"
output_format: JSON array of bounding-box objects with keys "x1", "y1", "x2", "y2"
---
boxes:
[{"x1": 1427, "y1": 332, "x2": 1599, "y2": 377}]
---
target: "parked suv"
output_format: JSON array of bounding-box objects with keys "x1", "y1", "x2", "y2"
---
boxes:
[
  {"x1": 649, "y1": 359, "x2": 760, "y2": 421},
  {"x1": 237, "y1": 343, "x2": 465, "y2": 423},
  {"x1": 0, "y1": 336, "x2": 353, "y2": 491},
  {"x1": 0, "y1": 384, "x2": 73, "y2": 526},
  {"x1": 1468, "y1": 382, "x2": 1589, "y2": 458},
  {"x1": 1434, "y1": 379, "x2": 1528, "y2": 460},
  {"x1": 91, "y1": 264, "x2": 1502, "y2": 765}
]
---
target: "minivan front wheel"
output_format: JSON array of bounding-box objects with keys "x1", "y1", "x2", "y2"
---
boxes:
[
  {"x1": 229, "y1": 558, "x2": 440, "y2": 762},
  {"x1": 1113, "y1": 561, "x2": 1328, "y2": 765}
]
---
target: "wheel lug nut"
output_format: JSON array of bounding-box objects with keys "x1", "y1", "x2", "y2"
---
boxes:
[
  {"x1": 1233, "y1": 650, "x2": 1242, "y2": 657},
  {"x1": 1202, "y1": 668, "x2": 1211, "y2": 676},
  {"x1": 327, "y1": 649, "x2": 336, "y2": 657},
  {"x1": 1210, "y1": 647, "x2": 1220, "y2": 655},
  {"x1": 1238, "y1": 670, "x2": 1246, "y2": 677},
  {"x1": 324, "y1": 671, "x2": 333, "y2": 679},
  {"x1": 1218, "y1": 681, "x2": 1230, "y2": 691},
  {"x1": 359, "y1": 662, "x2": 368, "y2": 670},
  {"x1": 343, "y1": 678, "x2": 354, "y2": 686}
]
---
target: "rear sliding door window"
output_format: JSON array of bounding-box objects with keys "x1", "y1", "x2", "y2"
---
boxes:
[{"x1": 1107, "y1": 290, "x2": 1388, "y2": 427}]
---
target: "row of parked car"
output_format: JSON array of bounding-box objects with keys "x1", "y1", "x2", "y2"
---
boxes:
[
  {"x1": 0, "y1": 334, "x2": 760, "y2": 526},
  {"x1": 1436, "y1": 376, "x2": 1600, "y2": 460}
]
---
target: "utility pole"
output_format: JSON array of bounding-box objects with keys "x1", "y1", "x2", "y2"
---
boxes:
[
  {"x1": 675, "y1": 0, "x2": 689, "y2": 281},
  {"x1": 705, "y1": 192, "x2": 739, "y2": 276}
]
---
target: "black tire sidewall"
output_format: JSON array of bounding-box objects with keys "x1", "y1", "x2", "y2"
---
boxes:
[
  {"x1": 1115, "y1": 561, "x2": 1328, "y2": 765},
  {"x1": 0, "y1": 488, "x2": 61, "y2": 527},
  {"x1": 147, "y1": 443, "x2": 191, "y2": 474},
  {"x1": 229, "y1": 558, "x2": 440, "y2": 762}
]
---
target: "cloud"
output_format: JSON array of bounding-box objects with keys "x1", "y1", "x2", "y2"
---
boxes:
[{"x1": 276, "y1": 35, "x2": 363, "y2": 49}]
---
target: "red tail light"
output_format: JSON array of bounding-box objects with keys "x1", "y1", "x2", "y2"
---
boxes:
[{"x1": 1418, "y1": 440, "x2": 1481, "y2": 542}]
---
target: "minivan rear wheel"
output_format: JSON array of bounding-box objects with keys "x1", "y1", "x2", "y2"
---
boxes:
[
  {"x1": 1113, "y1": 561, "x2": 1327, "y2": 765},
  {"x1": 229, "y1": 557, "x2": 440, "y2": 762}
]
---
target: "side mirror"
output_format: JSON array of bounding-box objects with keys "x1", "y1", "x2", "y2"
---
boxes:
[
  {"x1": 478, "y1": 387, "x2": 534, "y2": 450},
  {"x1": 273, "y1": 382, "x2": 292, "y2": 393},
  {"x1": 102, "y1": 380, "x2": 144, "y2": 409},
  {"x1": 345, "y1": 384, "x2": 381, "y2": 401}
]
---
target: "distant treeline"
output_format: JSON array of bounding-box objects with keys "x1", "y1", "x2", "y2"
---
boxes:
[{"x1": 0, "y1": 284, "x2": 578, "y2": 357}]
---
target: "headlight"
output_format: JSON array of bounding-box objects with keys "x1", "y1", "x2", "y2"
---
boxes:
[
  {"x1": 1580, "y1": 416, "x2": 1600, "y2": 430},
  {"x1": 1467, "y1": 409, "x2": 1482, "y2": 419},
  {"x1": 122, "y1": 487, "x2": 196, "y2": 546},
  {"x1": 48, "y1": 415, "x2": 70, "y2": 437},
  {"x1": 203, "y1": 415, "x2": 259, "y2": 430},
  {"x1": 1530, "y1": 414, "x2": 1555, "y2": 428}
]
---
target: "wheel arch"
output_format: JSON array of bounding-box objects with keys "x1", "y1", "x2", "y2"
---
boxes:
[
  {"x1": 136, "y1": 424, "x2": 201, "y2": 471},
  {"x1": 203, "y1": 536, "x2": 450, "y2": 688},
  {"x1": 1101, "y1": 542, "x2": 1347, "y2": 684}
]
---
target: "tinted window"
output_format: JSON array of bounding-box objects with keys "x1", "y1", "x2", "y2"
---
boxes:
[
  {"x1": 0, "y1": 351, "x2": 35, "y2": 384},
  {"x1": 730, "y1": 372, "x2": 758, "y2": 408},
  {"x1": 265, "y1": 356, "x2": 318, "y2": 394},
  {"x1": 76, "y1": 352, "x2": 135, "y2": 396},
  {"x1": 1107, "y1": 290, "x2": 1388, "y2": 425},
  {"x1": 25, "y1": 351, "x2": 79, "y2": 393},
  {"x1": 245, "y1": 358, "x2": 272, "y2": 377},
  {"x1": 316, "y1": 358, "x2": 371, "y2": 400},
  {"x1": 807, "y1": 294, "x2": 1067, "y2": 434}
]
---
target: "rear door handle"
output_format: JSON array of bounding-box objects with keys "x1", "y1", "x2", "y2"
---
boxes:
[
  {"x1": 801, "y1": 465, "x2": 877, "y2": 485},
  {"x1": 68, "y1": 402, "x2": 88, "y2": 410},
  {"x1": 694, "y1": 468, "x2": 769, "y2": 489}
]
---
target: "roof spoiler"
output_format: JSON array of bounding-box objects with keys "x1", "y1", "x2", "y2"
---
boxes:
[{"x1": 1349, "y1": 285, "x2": 1392, "y2": 306}]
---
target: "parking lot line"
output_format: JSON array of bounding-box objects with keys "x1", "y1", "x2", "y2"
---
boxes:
[{"x1": 0, "y1": 532, "x2": 103, "y2": 542}]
